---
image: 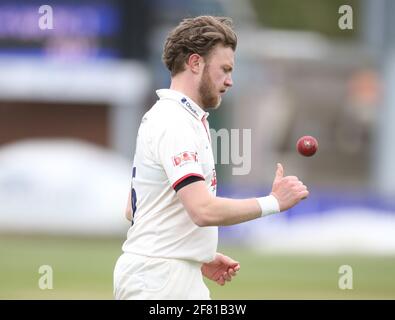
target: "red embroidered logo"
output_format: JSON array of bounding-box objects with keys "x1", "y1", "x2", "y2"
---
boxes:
[{"x1": 172, "y1": 151, "x2": 198, "y2": 167}]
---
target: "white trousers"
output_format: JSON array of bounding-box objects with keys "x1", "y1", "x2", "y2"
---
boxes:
[{"x1": 113, "y1": 253, "x2": 210, "y2": 300}]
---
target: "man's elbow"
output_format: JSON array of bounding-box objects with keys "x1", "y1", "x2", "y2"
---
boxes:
[
  {"x1": 177, "y1": 184, "x2": 217, "y2": 227},
  {"x1": 189, "y1": 206, "x2": 213, "y2": 227}
]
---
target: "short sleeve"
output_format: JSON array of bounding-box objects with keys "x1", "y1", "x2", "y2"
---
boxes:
[{"x1": 156, "y1": 122, "x2": 204, "y2": 189}]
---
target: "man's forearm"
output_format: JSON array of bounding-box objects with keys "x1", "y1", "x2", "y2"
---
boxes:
[
  {"x1": 193, "y1": 196, "x2": 265, "y2": 226},
  {"x1": 178, "y1": 181, "x2": 280, "y2": 227}
]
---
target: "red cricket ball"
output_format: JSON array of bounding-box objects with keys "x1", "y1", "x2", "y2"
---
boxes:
[{"x1": 296, "y1": 136, "x2": 318, "y2": 157}]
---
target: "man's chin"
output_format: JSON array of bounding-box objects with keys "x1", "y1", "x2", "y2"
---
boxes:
[
  {"x1": 208, "y1": 98, "x2": 222, "y2": 110},
  {"x1": 216, "y1": 96, "x2": 222, "y2": 107}
]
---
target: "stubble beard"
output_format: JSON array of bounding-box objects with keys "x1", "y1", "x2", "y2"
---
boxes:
[{"x1": 198, "y1": 66, "x2": 221, "y2": 110}]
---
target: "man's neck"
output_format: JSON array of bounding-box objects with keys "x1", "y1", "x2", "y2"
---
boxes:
[{"x1": 170, "y1": 76, "x2": 202, "y2": 108}]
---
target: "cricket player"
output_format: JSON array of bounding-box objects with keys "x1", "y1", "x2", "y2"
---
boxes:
[{"x1": 113, "y1": 16, "x2": 309, "y2": 300}]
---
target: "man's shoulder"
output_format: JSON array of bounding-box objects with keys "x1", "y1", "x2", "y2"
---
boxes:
[{"x1": 146, "y1": 99, "x2": 194, "y2": 130}]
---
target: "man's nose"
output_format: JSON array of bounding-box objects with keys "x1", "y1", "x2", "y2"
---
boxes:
[{"x1": 225, "y1": 75, "x2": 233, "y2": 87}]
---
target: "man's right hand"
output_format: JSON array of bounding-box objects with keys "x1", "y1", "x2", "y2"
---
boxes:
[{"x1": 270, "y1": 163, "x2": 309, "y2": 212}]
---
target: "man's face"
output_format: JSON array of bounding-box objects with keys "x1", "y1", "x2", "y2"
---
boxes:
[{"x1": 198, "y1": 44, "x2": 234, "y2": 110}]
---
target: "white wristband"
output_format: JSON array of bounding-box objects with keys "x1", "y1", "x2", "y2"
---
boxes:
[{"x1": 256, "y1": 195, "x2": 280, "y2": 217}]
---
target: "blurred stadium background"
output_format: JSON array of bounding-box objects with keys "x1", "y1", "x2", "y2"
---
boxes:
[{"x1": 1, "y1": 0, "x2": 395, "y2": 299}]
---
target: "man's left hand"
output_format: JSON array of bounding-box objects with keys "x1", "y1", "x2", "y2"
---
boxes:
[{"x1": 201, "y1": 252, "x2": 240, "y2": 286}]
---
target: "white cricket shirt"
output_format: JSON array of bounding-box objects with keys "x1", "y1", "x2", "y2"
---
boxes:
[{"x1": 122, "y1": 89, "x2": 218, "y2": 263}]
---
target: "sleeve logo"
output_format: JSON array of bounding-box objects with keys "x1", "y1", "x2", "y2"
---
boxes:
[{"x1": 172, "y1": 151, "x2": 198, "y2": 167}]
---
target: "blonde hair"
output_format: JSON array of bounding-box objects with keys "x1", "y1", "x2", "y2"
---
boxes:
[{"x1": 162, "y1": 16, "x2": 237, "y2": 76}]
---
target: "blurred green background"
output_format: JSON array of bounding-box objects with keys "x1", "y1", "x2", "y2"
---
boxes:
[{"x1": 1, "y1": 235, "x2": 394, "y2": 300}]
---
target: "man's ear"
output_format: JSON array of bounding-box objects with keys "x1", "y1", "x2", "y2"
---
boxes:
[{"x1": 187, "y1": 53, "x2": 203, "y2": 74}]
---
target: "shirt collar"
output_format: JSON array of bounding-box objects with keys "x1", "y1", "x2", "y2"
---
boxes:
[{"x1": 156, "y1": 89, "x2": 209, "y2": 121}]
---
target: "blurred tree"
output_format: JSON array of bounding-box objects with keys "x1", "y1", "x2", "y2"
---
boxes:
[{"x1": 250, "y1": 0, "x2": 360, "y2": 39}]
